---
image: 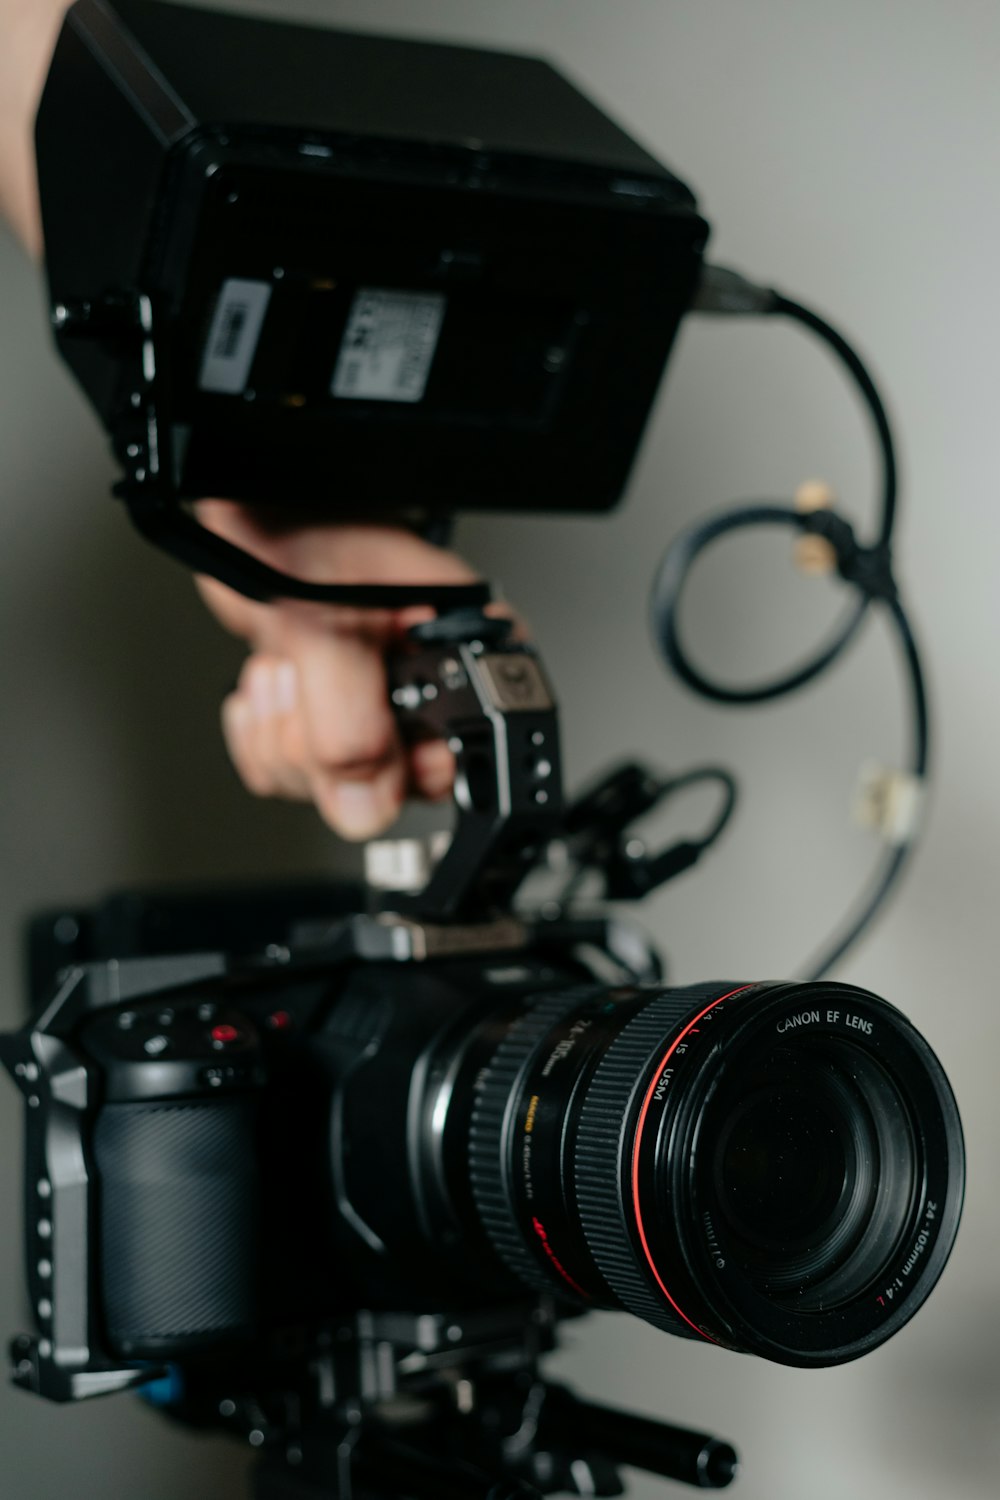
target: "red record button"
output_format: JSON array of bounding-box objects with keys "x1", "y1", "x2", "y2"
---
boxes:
[{"x1": 211, "y1": 1023, "x2": 240, "y2": 1046}]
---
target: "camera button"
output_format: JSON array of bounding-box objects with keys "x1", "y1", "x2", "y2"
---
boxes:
[{"x1": 144, "y1": 1035, "x2": 170, "y2": 1057}]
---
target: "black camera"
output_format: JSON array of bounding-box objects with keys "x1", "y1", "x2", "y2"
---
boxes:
[
  {"x1": 4, "y1": 3, "x2": 966, "y2": 1495},
  {"x1": 2, "y1": 616, "x2": 965, "y2": 1496}
]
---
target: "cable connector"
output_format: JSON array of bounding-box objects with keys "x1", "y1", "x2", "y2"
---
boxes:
[
  {"x1": 691, "y1": 265, "x2": 777, "y2": 316},
  {"x1": 854, "y1": 763, "x2": 926, "y2": 846},
  {"x1": 563, "y1": 762, "x2": 737, "y2": 903},
  {"x1": 800, "y1": 509, "x2": 898, "y2": 601}
]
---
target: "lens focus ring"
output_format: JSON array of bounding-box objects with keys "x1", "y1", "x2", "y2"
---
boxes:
[
  {"x1": 576, "y1": 985, "x2": 744, "y2": 1341},
  {"x1": 470, "y1": 985, "x2": 604, "y2": 1295}
]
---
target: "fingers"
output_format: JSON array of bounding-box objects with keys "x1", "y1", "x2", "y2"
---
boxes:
[
  {"x1": 195, "y1": 503, "x2": 527, "y2": 838},
  {"x1": 224, "y1": 652, "x2": 460, "y2": 832},
  {"x1": 410, "y1": 738, "x2": 457, "y2": 801},
  {"x1": 221, "y1": 655, "x2": 311, "y2": 802},
  {"x1": 288, "y1": 611, "x2": 408, "y2": 838},
  {"x1": 223, "y1": 647, "x2": 407, "y2": 839}
]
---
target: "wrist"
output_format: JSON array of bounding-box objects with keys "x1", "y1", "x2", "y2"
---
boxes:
[{"x1": 0, "y1": 0, "x2": 72, "y2": 256}]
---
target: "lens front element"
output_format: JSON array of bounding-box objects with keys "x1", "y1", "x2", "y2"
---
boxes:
[{"x1": 705, "y1": 1039, "x2": 916, "y2": 1310}]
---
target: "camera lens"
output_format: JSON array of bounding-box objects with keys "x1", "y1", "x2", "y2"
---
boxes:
[{"x1": 468, "y1": 981, "x2": 963, "y2": 1367}]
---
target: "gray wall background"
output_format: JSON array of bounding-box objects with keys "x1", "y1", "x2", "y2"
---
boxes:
[{"x1": 2, "y1": 2, "x2": 998, "y2": 1496}]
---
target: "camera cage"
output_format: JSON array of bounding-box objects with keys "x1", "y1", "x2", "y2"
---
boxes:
[
  {"x1": 2, "y1": 608, "x2": 746, "y2": 1496},
  {"x1": 1, "y1": 600, "x2": 962, "y2": 1497}
]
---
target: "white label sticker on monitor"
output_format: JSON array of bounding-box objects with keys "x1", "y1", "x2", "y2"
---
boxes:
[
  {"x1": 332, "y1": 289, "x2": 446, "y2": 403},
  {"x1": 198, "y1": 278, "x2": 273, "y2": 395}
]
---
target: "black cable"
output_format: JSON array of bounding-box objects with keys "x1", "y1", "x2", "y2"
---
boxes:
[
  {"x1": 655, "y1": 285, "x2": 900, "y2": 704},
  {"x1": 659, "y1": 766, "x2": 739, "y2": 858},
  {"x1": 653, "y1": 273, "x2": 930, "y2": 977},
  {"x1": 801, "y1": 594, "x2": 928, "y2": 979},
  {"x1": 618, "y1": 764, "x2": 740, "y2": 900},
  {"x1": 650, "y1": 504, "x2": 869, "y2": 704},
  {"x1": 557, "y1": 763, "x2": 738, "y2": 906},
  {"x1": 769, "y1": 294, "x2": 898, "y2": 547}
]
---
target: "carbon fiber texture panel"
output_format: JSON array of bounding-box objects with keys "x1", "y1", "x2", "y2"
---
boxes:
[{"x1": 93, "y1": 1097, "x2": 258, "y2": 1351}]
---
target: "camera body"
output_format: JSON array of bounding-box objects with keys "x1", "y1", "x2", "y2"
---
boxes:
[
  {"x1": 8, "y1": 8, "x2": 966, "y2": 1495},
  {"x1": 6, "y1": 898, "x2": 630, "y2": 1394},
  {"x1": 8, "y1": 892, "x2": 762, "y2": 1494},
  {"x1": 3, "y1": 622, "x2": 964, "y2": 1442},
  {"x1": 3, "y1": 622, "x2": 646, "y2": 1409}
]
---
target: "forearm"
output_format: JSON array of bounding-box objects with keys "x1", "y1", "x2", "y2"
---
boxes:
[{"x1": 0, "y1": 0, "x2": 71, "y2": 255}]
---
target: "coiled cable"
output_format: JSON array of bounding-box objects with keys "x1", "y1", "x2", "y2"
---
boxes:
[{"x1": 652, "y1": 270, "x2": 929, "y2": 978}]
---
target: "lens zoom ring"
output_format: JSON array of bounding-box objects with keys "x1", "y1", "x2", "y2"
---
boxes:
[
  {"x1": 469, "y1": 985, "x2": 603, "y2": 1294},
  {"x1": 576, "y1": 986, "x2": 738, "y2": 1337}
]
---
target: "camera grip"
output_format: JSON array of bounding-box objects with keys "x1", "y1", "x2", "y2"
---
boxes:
[{"x1": 92, "y1": 1096, "x2": 259, "y2": 1357}]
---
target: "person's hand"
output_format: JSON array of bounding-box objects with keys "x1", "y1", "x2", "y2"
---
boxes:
[{"x1": 194, "y1": 501, "x2": 486, "y2": 841}]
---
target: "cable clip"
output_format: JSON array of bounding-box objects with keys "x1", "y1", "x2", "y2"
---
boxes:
[
  {"x1": 854, "y1": 763, "x2": 925, "y2": 845},
  {"x1": 799, "y1": 507, "x2": 898, "y2": 602}
]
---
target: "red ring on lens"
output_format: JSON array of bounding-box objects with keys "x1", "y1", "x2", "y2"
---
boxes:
[{"x1": 630, "y1": 985, "x2": 754, "y2": 1344}]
